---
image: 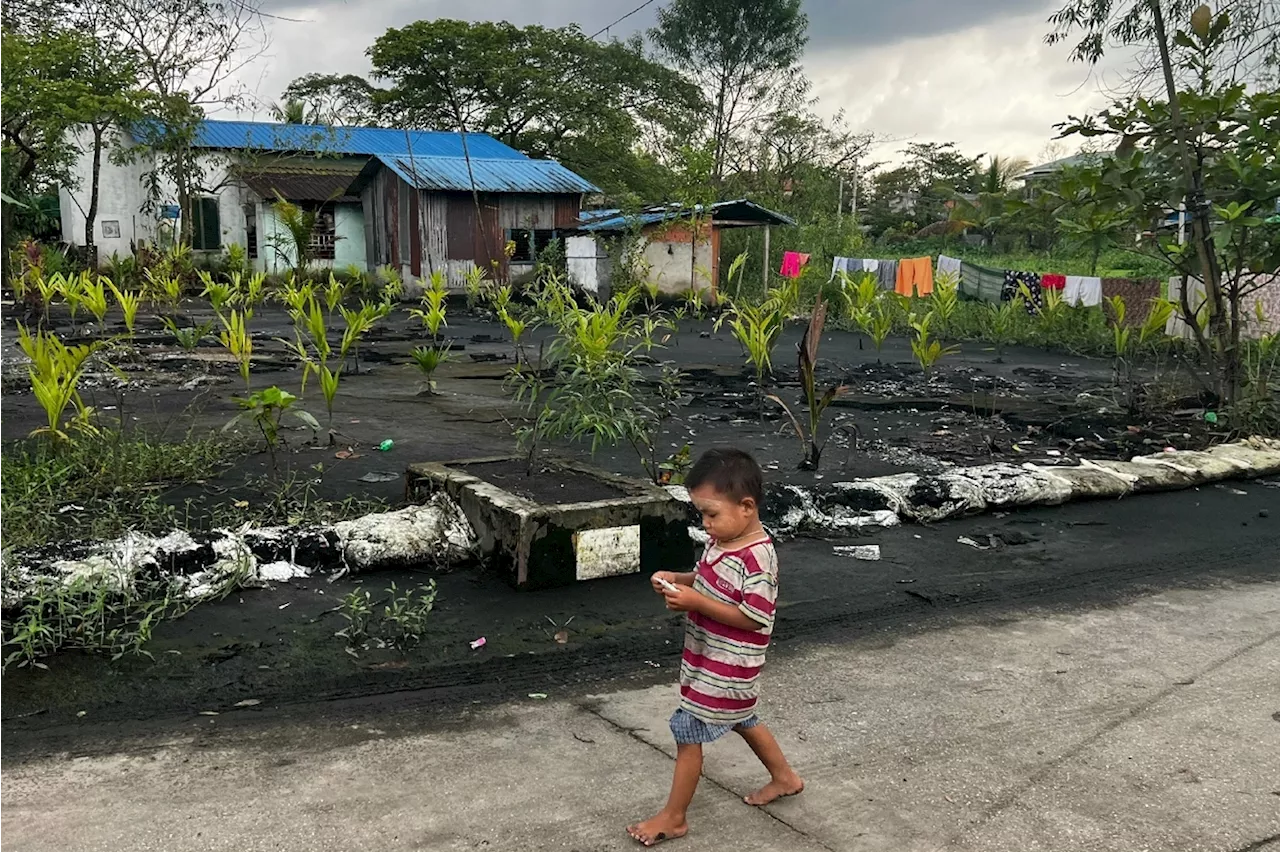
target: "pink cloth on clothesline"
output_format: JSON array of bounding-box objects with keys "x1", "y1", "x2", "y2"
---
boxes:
[
  {"x1": 780, "y1": 252, "x2": 810, "y2": 279},
  {"x1": 1041, "y1": 273, "x2": 1066, "y2": 290}
]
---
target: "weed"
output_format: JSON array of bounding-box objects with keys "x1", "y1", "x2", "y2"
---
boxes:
[
  {"x1": 0, "y1": 429, "x2": 237, "y2": 550},
  {"x1": 381, "y1": 581, "x2": 438, "y2": 651},
  {"x1": 335, "y1": 587, "x2": 375, "y2": 645},
  {"x1": 225, "y1": 386, "x2": 320, "y2": 470},
  {"x1": 2, "y1": 549, "x2": 252, "y2": 671}
]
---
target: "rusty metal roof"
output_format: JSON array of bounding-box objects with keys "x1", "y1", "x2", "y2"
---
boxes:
[
  {"x1": 368, "y1": 154, "x2": 598, "y2": 195},
  {"x1": 238, "y1": 168, "x2": 361, "y2": 203}
]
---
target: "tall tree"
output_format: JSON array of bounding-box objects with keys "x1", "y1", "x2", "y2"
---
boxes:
[
  {"x1": 1054, "y1": 4, "x2": 1280, "y2": 402},
  {"x1": 68, "y1": 34, "x2": 149, "y2": 265},
  {"x1": 1, "y1": 27, "x2": 87, "y2": 201},
  {"x1": 651, "y1": 0, "x2": 807, "y2": 187},
  {"x1": 89, "y1": 0, "x2": 268, "y2": 244},
  {"x1": 281, "y1": 74, "x2": 380, "y2": 126},
  {"x1": 366, "y1": 21, "x2": 704, "y2": 199},
  {"x1": 1048, "y1": 0, "x2": 1280, "y2": 89}
]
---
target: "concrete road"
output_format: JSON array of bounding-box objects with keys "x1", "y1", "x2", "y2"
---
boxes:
[{"x1": 4, "y1": 580, "x2": 1279, "y2": 852}]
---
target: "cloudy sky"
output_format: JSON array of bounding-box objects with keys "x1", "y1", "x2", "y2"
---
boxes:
[{"x1": 232, "y1": 0, "x2": 1136, "y2": 168}]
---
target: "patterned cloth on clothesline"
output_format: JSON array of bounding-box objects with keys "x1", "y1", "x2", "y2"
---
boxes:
[
  {"x1": 1101, "y1": 278, "x2": 1161, "y2": 326},
  {"x1": 1166, "y1": 274, "x2": 1280, "y2": 339},
  {"x1": 1003, "y1": 270, "x2": 1043, "y2": 314}
]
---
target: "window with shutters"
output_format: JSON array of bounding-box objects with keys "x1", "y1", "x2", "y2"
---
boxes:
[{"x1": 191, "y1": 197, "x2": 221, "y2": 250}]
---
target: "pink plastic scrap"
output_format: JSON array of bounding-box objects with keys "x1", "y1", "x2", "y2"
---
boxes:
[{"x1": 470, "y1": 637, "x2": 487, "y2": 650}]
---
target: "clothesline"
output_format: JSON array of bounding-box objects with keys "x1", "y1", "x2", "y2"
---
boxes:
[{"x1": 824, "y1": 253, "x2": 1124, "y2": 309}]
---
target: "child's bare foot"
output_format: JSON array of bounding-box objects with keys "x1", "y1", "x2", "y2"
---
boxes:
[
  {"x1": 744, "y1": 772, "x2": 805, "y2": 806},
  {"x1": 626, "y1": 811, "x2": 689, "y2": 846}
]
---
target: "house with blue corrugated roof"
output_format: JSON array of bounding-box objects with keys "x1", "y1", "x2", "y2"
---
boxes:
[{"x1": 58, "y1": 119, "x2": 597, "y2": 286}]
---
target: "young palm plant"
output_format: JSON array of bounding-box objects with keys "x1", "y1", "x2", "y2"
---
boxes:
[
  {"x1": 17, "y1": 324, "x2": 102, "y2": 442},
  {"x1": 410, "y1": 344, "x2": 452, "y2": 394},
  {"x1": 726, "y1": 298, "x2": 785, "y2": 416},
  {"x1": 909, "y1": 310, "x2": 959, "y2": 377},
  {"x1": 766, "y1": 294, "x2": 848, "y2": 470},
  {"x1": 106, "y1": 278, "x2": 141, "y2": 336},
  {"x1": 218, "y1": 309, "x2": 254, "y2": 391},
  {"x1": 410, "y1": 270, "x2": 449, "y2": 340}
]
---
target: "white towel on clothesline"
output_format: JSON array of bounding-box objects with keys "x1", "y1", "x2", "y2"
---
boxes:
[
  {"x1": 1063, "y1": 275, "x2": 1102, "y2": 307},
  {"x1": 937, "y1": 255, "x2": 962, "y2": 278}
]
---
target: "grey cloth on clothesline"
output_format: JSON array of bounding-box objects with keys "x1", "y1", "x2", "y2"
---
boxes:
[{"x1": 877, "y1": 260, "x2": 898, "y2": 290}]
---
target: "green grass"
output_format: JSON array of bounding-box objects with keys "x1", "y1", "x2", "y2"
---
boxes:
[{"x1": 1, "y1": 430, "x2": 240, "y2": 551}]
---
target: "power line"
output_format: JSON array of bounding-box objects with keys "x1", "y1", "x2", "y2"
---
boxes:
[{"x1": 589, "y1": 0, "x2": 659, "y2": 39}]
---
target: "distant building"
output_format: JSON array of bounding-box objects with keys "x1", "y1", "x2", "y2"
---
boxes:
[
  {"x1": 1016, "y1": 152, "x2": 1109, "y2": 198},
  {"x1": 570, "y1": 200, "x2": 794, "y2": 297},
  {"x1": 58, "y1": 119, "x2": 597, "y2": 287}
]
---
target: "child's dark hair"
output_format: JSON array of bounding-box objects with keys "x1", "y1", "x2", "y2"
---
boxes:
[{"x1": 685, "y1": 448, "x2": 763, "y2": 505}]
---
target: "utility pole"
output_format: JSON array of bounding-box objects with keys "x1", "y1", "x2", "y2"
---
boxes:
[{"x1": 850, "y1": 159, "x2": 859, "y2": 218}]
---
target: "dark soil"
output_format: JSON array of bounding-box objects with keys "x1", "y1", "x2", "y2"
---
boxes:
[
  {"x1": 459, "y1": 459, "x2": 627, "y2": 504},
  {"x1": 3, "y1": 481, "x2": 1278, "y2": 759},
  {"x1": 3, "y1": 299, "x2": 1275, "y2": 755}
]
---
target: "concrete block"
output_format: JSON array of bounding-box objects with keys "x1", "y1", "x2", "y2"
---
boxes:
[{"x1": 406, "y1": 456, "x2": 693, "y2": 590}]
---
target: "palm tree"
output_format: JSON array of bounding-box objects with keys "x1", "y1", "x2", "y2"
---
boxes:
[
  {"x1": 270, "y1": 98, "x2": 320, "y2": 125},
  {"x1": 981, "y1": 156, "x2": 1032, "y2": 194}
]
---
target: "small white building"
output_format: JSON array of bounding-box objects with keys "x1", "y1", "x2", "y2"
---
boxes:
[
  {"x1": 571, "y1": 200, "x2": 794, "y2": 299},
  {"x1": 59, "y1": 123, "x2": 373, "y2": 272},
  {"x1": 58, "y1": 119, "x2": 596, "y2": 282}
]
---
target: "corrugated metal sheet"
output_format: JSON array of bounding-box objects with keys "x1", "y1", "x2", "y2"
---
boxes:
[
  {"x1": 239, "y1": 170, "x2": 360, "y2": 203},
  {"x1": 190, "y1": 120, "x2": 527, "y2": 161},
  {"x1": 576, "y1": 199, "x2": 795, "y2": 232},
  {"x1": 381, "y1": 155, "x2": 598, "y2": 195}
]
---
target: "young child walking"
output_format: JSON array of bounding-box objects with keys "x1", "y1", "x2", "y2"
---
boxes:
[{"x1": 627, "y1": 448, "x2": 803, "y2": 847}]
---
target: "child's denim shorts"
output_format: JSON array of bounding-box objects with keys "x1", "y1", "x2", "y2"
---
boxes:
[{"x1": 669, "y1": 708, "x2": 759, "y2": 745}]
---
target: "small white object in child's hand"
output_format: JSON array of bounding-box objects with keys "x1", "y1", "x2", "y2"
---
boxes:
[{"x1": 657, "y1": 577, "x2": 679, "y2": 593}]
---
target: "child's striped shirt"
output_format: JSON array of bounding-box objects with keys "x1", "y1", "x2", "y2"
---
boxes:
[{"x1": 678, "y1": 538, "x2": 778, "y2": 725}]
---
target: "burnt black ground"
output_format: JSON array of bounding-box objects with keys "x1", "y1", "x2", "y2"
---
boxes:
[
  {"x1": 4, "y1": 479, "x2": 1278, "y2": 761},
  {"x1": 2, "y1": 304, "x2": 1272, "y2": 759}
]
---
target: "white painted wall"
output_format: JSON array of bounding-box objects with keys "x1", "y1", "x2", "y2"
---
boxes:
[
  {"x1": 57, "y1": 125, "x2": 365, "y2": 273},
  {"x1": 255, "y1": 202, "x2": 367, "y2": 274},
  {"x1": 58, "y1": 127, "x2": 156, "y2": 259},
  {"x1": 567, "y1": 235, "x2": 609, "y2": 296},
  {"x1": 642, "y1": 234, "x2": 713, "y2": 296}
]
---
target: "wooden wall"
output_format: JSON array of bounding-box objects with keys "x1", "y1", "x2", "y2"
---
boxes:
[{"x1": 360, "y1": 168, "x2": 583, "y2": 290}]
